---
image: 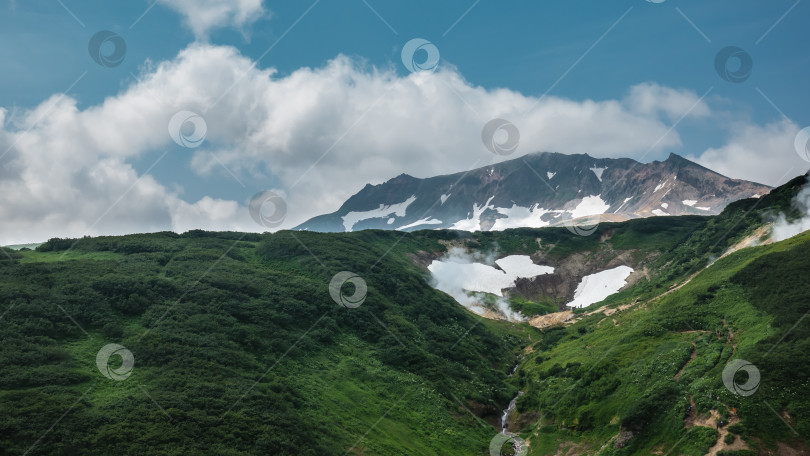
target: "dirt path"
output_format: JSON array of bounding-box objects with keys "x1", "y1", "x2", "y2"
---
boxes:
[
  {"x1": 684, "y1": 395, "x2": 699, "y2": 427},
  {"x1": 722, "y1": 318, "x2": 737, "y2": 356},
  {"x1": 674, "y1": 342, "x2": 697, "y2": 381},
  {"x1": 684, "y1": 397, "x2": 748, "y2": 456},
  {"x1": 705, "y1": 413, "x2": 744, "y2": 456}
]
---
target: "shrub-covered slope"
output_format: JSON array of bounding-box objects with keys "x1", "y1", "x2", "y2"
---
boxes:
[
  {"x1": 0, "y1": 175, "x2": 807, "y2": 455},
  {"x1": 0, "y1": 231, "x2": 527, "y2": 455}
]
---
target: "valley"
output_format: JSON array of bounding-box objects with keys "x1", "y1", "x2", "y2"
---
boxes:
[{"x1": 1, "y1": 175, "x2": 808, "y2": 455}]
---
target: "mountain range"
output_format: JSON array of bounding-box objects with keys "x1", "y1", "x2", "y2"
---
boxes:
[{"x1": 296, "y1": 152, "x2": 771, "y2": 233}]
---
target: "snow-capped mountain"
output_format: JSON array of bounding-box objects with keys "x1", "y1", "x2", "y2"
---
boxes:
[{"x1": 295, "y1": 152, "x2": 771, "y2": 232}]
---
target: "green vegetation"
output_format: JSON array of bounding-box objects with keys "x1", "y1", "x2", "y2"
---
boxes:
[
  {"x1": 1, "y1": 176, "x2": 809, "y2": 454},
  {"x1": 1, "y1": 231, "x2": 524, "y2": 455}
]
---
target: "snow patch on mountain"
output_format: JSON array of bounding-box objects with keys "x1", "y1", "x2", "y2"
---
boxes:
[
  {"x1": 570, "y1": 195, "x2": 610, "y2": 219},
  {"x1": 614, "y1": 197, "x2": 633, "y2": 213},
  {"x1": 398, "y1": 217, "x2": 443, "y2": 230},
  {"x1": 590, "y1": 166, "x2": 606, "y2": 181},
  {"x1": 428, "y1": 248, "x2": 554, "y2": 321},
  {"x1": 682, "y1": 200, "x2": 697, "y2": 207},
  {"x1": 566, "y1": 266, "x2": 634, "y2": 308},
  {"x1": 342, "y1": 195, "x2": 416, "y2": 232},
  {"x1": 451, "y1": 196, "x2": 495, "y2": 232},
  {"x1": 491, "y1": 204, "x2": 557, "y2": 230}
]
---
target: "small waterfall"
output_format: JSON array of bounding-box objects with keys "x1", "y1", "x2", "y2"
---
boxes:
[{"x1": 500, "y1": 391, "x2": 524, "y2": 433}]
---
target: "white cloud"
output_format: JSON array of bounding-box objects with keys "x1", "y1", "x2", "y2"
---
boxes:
[
  {"x1": 687, "y1": 119, "x2": 807, "y2": 186},
  {"x1": 0, "y1": 43, "x2": 800, "y2": 244},
  {"x1": 159, "y1": 0, "x2": 267, "y2": 39},
  {"x1": 625, "y1": 83, "x2": 711, "y2": 120}
]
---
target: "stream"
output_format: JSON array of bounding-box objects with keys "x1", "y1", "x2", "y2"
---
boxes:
[
  {"x1": 500, "y1": 391, "x2": 524, "y2": 433},
  {"x1": 496, "y1": 360, "x2": 527, "y2": 455}
]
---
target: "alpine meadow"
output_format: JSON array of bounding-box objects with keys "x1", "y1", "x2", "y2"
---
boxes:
[{"x1": 2, "y1": 1, "x2": 810, "y2": 455}]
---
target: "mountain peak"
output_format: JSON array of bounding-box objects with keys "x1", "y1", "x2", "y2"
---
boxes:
[{"x1": 297, "y1": 153, "x2": 772, "y2": 232}]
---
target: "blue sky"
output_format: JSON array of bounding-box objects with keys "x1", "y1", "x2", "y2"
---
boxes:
[
  {"x1": 2, "y1": 1, "x2": 807, "y2": 119},
  {"x1": 0, "y1": 0, "x2": 808, "y2": 243}
]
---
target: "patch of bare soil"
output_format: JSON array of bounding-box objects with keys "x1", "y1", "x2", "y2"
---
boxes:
[
  {"x1": 720, "y1": 225, "x2": 774, "y2": 259},
  {"x1": 552, "y1": 441, "x2": 589, "y2": 456},
  {"x1": 529, "y1": 311, "x2": 574, "y2": 330},
  {"x1": 684, "y1": 398, "x2": 749, "y2": 456},
  {"x1": 774, "y1": 441, "x2": 810, "y2": 456}
]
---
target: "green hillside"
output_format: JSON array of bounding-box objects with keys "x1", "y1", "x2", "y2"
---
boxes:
[{"x1": 1, "y1": 176, "x2": 808, "y2": 455}]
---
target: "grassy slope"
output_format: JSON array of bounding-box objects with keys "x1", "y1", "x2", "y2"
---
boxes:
[
  {"x1": 0, "y1": 232, "x2": 527, "y2": 455},
  {"x1": 0, "y1": 176, "x2": 807, "y2": 455},
  {"x1": 510, "y1": 230, "x2": 810, "y2": 453}
]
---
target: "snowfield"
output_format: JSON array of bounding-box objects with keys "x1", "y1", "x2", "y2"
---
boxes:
[
  {"x1": 427, "y1": 250, "x2": 554, "y2": 321},
  {"x1": 341, "y1": 195, "x2": 417, "y2": 231},
  {"x1": 397, "y1": 217, "x2": 443, "y2": 230},
  {"x1": 570, "y1": 195, "x2": 610, "y2": 219},
  {"x1": 450, "y1": 196, "x2": 495, "y2": 231},
  {"x1": 590, "y1": 166, "x2": 606, "y2": 181},
  {"x1": 566, "y1": 266, "x2": 634, "y2": 308},
  {"x1": 491, "y1": 204, "x2": 558, "y2": 230}
]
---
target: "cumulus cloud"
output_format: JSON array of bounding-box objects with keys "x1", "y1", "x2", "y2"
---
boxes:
[
  {"x1": 687, "y1": 119, "x2": 807, "y2": 186},
  {"x1": 159, "y1": 0, "x2": 267, "y2": 39},
  {"x1": 625, "y1": 83, "x2": 711, "y2": 121},
  {"x1": 0, "y1": 43, "x2": 801, "y2": 244}
]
